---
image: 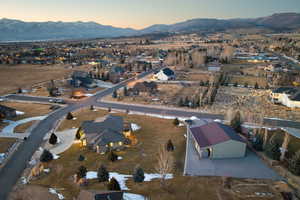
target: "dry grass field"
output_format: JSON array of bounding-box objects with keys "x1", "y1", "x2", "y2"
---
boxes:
[
  {"x1": 14, "y1": 121, "x2": 37, "y2": 133},
  {"x1": 0, "y1": 138, "x2": 17, "y2": 153},
  {"x1": 31, "y1": 110, "x2": 186, "y2": 199},
  {"x1": 0, "y1": 102, "x2": 52, "y2": 121},
  {"x1": 0, "y1": 64, "x2": 93, "y2": 95}
]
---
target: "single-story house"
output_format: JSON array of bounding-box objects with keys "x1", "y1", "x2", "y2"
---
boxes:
[
  {"x1": 71, "y1": 70, "x2": 97, "y2": 88},
  {"x1": 77, "y1": 190, "x2": 123, "y2": 200},
  {"x1": 188, "y1": 122, "x2": 246, "y2": 159},
  {"x1": 153, "y1": 68, "x2": 175, "y2": 81},
  {"x1": 77, "y1": 115, "x2": 130, "y2": 153},
  {"x1": 0, "y1": 105, "x2": 17, "y2": 119},
  {"x1": 270, "y1": 87, "x2": 300, "y2": 108}
]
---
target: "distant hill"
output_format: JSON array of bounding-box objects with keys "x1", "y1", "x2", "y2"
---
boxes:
[{"x1": 0, "y1": 13, "x2": 299, "y2": 42}]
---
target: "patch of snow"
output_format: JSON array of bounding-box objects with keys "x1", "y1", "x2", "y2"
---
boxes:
[
  {"x1": 117, "y1": 156, "x2": 123, "y2": 160},
  {"x1": 85, "y1": 93, "x2": 94, "y2": 97},
  {"x1": 53, "y1": 154, "x2": 60, "y2": 160},
  {"x1": 16, "y1": 111, "x2": 25, "y2": 115},
  {"x1": 178, "y1": 123, "x2": 185, "y2": 127},
  {"x1": 190, "y1": 116, "x2": 199, "y2": 120},
  {"x1": 44, "y1": 168, "x2": 50, "y2": 173},
  {"x1": 131, "y1": 123, "x2": 141, "y2": 131},
  {"x1": 28, "y1": 159, "x2": 37, "y2": 166},
  {"x1": 184, "y1": 134, "x2": 187, "y2": 138},
  {"x1": 72, "y1": 117, "x2": 77, "y2": 120},
  {"x1": 144, "y1": 173, "x2": 173, "y2": 182},
  {"x1": 21, "y1": 177, "x2": 28, "y2": 184},
  {"x1": 124, "y1": 193, "x2": 147, "y2": 200},
  {"x1": 86, "y1": 171, "x2": 173, "y2": 191},
  {"x1": 49, "y1": 188, "x2": 64, "y2": 200}
]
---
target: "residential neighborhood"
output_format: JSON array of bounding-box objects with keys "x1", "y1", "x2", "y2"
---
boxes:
[{"x1": 0, "y1": 3, "x2": 300, "y2": 200}]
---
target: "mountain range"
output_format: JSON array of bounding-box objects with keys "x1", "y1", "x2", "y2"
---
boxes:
[{"x1": 0, "y1": 13, "x2": 300, "y2": 42}]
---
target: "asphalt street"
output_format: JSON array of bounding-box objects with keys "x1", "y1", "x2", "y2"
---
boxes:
[{"x1": 1, "y1": 66, "x2": 300, "y2": 199}]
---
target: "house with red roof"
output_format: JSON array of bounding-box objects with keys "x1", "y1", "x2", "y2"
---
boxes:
[{"x1": 188, "y1": 122, "x2": 246, "y2": 159}]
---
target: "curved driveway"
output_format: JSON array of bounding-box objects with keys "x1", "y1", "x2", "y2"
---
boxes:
[{"x1": 1, "y1": 67, "x2": 300, "y2": 199}]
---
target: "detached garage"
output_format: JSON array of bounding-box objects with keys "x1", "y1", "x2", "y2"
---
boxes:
[{"x1": 189, "y1": 122, "x2": 246, "y2": 159}]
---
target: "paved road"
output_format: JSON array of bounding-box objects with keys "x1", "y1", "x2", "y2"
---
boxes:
[
  {"x1": 0, "y1": 68, "x2": 157, "y2": 200},
  {"x1": 4, "y1": 94, "x2": 67, "y2": 104},
  {"x1": 1, "y1": 65, "x2": 300, "y2": 199}
]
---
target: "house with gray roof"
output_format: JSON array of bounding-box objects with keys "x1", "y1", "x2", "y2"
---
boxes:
[
  {"x1": 78, "y1": 115, "x2": 127, "y2": 153},
  {"x1": 188, "y1": 122, "x2": 246, "y2": 159}
]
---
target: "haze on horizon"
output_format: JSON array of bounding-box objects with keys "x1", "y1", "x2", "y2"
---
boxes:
[{"x1": 1, "y1": 0, "x2": 300, "y2": 29}]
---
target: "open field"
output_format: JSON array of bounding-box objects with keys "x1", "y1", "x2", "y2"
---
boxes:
[
  {"x1": 14, "y1": 121, "x2": 37, "y2": 133},
  {"x1": 227, "y1": 75, "x2": 268, "y2": 88},
  {"x1": 0, "y1": 102, "x2": 52, "y2": 121},
  {"x1": 0, "y1": 64, "x2": 93, "y2": 95},
  {"x1": 0, "y1": 138, "x2": 17, "y2": 153}
]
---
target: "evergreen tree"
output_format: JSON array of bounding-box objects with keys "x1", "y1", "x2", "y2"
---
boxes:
[
  {"x1": 112, "y1": 90, "x2": 118, "y2": 98},
  {"x1": 66, "y1": 112, "x2": 74, "y2": 120},
  {"x1": 97, "y1": 165, "x2": 109, "y2": 182},
  {"x1": 230, "y1": 111, "x2": 243, "y2": 133},
  {"x1": 288, "y1": 150, "x2": 300, "y2": 176},
  {"x1": 133, "y1": 166, "x2": 145, "y2": 183},
  {"x1": 199, "y1": 81, "x2": 204, "y2": 86},
  {"x1": 77, "y1": 166, "x2": 87, "y2": 179},
  {"x1": 18, "y1": 88, "x2": 22, "y2": 93},
  {"x1": 40, "y1": 149, "x2": 53, "y2": 162},
  {"x1": 244, "y1": 82, "x2": 248, "y2": 88},
  {"x1": 90, "y1": 105, "x2": 95, "y2": 111},
  {"x1": 108, "y1": 107, "x2": 112, "y2": 112},
  {"x1": 107, "y1": 177, "x2": 121, "y2": 191},
  {"x1": 173, "y1": 118, "x2": 179, "y2": 126},
  {"x1": 177, "y1": 98, "x2": 184, "y2": 107},
  {"x1": 254, "y1": 82, "x2": 259, "y2": 89},
  {"x1": 265, "y1": 139, "x2": 281, "y2": 161},
  {"x1": 123, "y1": 87, "x2": 128, "y2": 96},
  {"x1": 252, "y1": 134, "x2": 264, "y2": 151},
  {"x1": 49, "y1": 133, "x2": 58, "y2": 145},
  {"x1": 78, "y1": 155, "x2": 85, "y2": 161},
  {"x1": 166, "y1": 139, "x2": 174, "y2": 152},
  {"x1": 184, "y1": 96, "x2": 189, "y2": 106},
  {"x1": 76, "y1": 128, "x2": 82, "y2": 140},
  {"x1": 107, "y1": 151, "x2": 118, "y2": 162},
  {"x1": 233, "y1": 82, "x2": 238, "y2": 87}
]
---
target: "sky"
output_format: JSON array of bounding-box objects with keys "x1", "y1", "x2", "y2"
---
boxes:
[{"x1": 1, "y1": 0, "x2": 300, "y2": 29}]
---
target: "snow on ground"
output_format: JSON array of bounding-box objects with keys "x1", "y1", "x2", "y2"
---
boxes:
[
  {"x1": 85, "y1": 93, "x2": 94, "y2": 97},
  {"x1": 131, "y1": 123, "x2": 141, "y2": 131},
  {"x1": 86, "y1": 171, "x2": 173, "y2": 190},
  {"x1": 49, "y1": 188, "x2": 64, "y2": 200},
  {"x1": 53, "y1": 154, "x2": 60, "y2": 160},
  {"x1": 124, "y1": 193, "x2": 146, "y2": 200},
  {"x1": 118, "y1": 156, "x2": 123, "y2": 160},
  {"x1": 16, "y1": 111, "x2": 25, "y2": 115}
]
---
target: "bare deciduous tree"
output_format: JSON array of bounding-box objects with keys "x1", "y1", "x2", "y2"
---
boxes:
[{"x1": 155, "y1": 144, "x2": 174, "y2": 187}]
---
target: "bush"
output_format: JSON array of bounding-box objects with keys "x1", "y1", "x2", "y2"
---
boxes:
[
  {"x1": 66, "y1": 112, "x2": 74, "y2": 120},
  {"x1": 77, "y1": 166, "x2": 87, "y2": 179},
  {"x1": 288, "y1": 150, "x2": 300, "y2": 176},
  {"x1": 133, "y1": 166, "x2": 145, "y2": 183},
  {"x1": 107, "y1": 177, "x2": 121, "y2": 191},
  {"x1": 173, "y1": 118, "x2": 179, "y2": 126},
  {"x1": 166, "y1": 139, "x2": 174, "y2": 152},
  {"x1": 112, "y1": 90, "x2": 118, "y2": 98},
  {"x1": 97, "y1": 165, "x2": 109, "y2": 182},
  {"x1": 265, "y1": 140, "x2": 281, "y2": 161},
  {"x1": 107, "y1": 151, "x2": 118, "y2": 162},
  {"x1": 40, "y1": 149, "x2": 53, "y2": 162},
  {"x1": 78, "y1": 155, "x2": 85, "y2": 161},
  {"x1": 254, "y1": 82, "x2": 259, "y2": 89},
  {"x1": 230, "y1": 111, "x2": 242, "y2": 133},
  {"x1": 49, "y1": 133, "x2": 58, "y2": 145},
  {"x1": 252, "y1": 134, "x2": 264, "y2": 151}
]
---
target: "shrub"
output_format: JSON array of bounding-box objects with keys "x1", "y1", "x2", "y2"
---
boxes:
[
  {"x1": 265, "y1": 139, "x2": 281, "y2": 161},
  {"x1": 254, "y1": 82, "x2": 259, "y2": 89},
  {"x1": 49, "y1": 133, "x2": 58, "y2": 145},
  {"x1": 97, "y1": 165, "x2": 109, "y2": 182},
  {"x1": 173, "y1": 118, "x2": 179, "y2": 126},
  {"x1": 112, "y1": 90, "x2": 118, "y2": 98},
  {"x1": 77, "y1": 166, "x2": 87, "y2": 179},
  {"x1": 107, "y1": 151, "x2": 118, "y2": 162},
  {"x1": 66, "y1": 112, "x2": 74, "y2": 120},
  {"x1": 230, "y1": 111, "x2": 243, "y2": 133},
  {"x1": 166, "y1": 139, "x2": 174, "y2": 152},
  {"x1": 288, "y1": 150, "x2": 300, "y2": 176},
  {"x1": 133, "y1": 166, "x2": 145, "y2": 183},
  {"x1": 107, "y1": 177, "x2": 121, "y2": 191},
  {"x1": 252, "y1": 134, "x2": 264, "y2": 151},
  {"x1": 78, "y1": 155, "x2": 85, "y2": 161},
  {"x1": 40, "y1": 149, "x2": 53, "y2": 162}
]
